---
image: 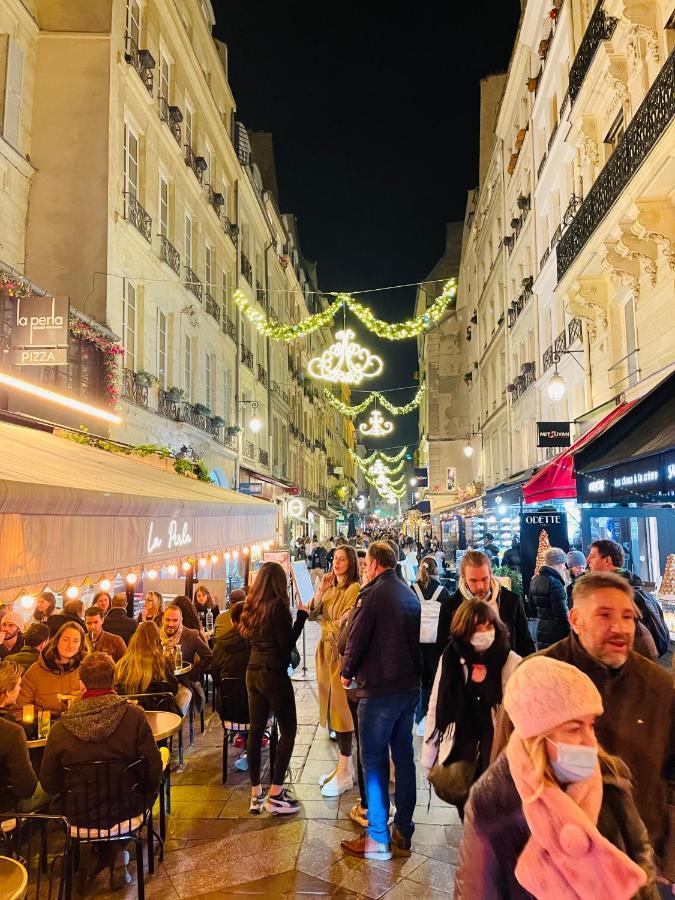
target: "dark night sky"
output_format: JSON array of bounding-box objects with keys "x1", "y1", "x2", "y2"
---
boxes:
[{"x1": 213, "y1": 3, "x2": 521, "y2": 447}]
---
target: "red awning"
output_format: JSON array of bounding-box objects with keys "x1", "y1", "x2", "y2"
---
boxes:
[{"x1": 523, "y1": 402, "x2": 637, "y2": 505}]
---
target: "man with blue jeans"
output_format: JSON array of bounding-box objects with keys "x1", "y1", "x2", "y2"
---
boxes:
[{"x1": 340, "y1": 541, "x2": 421, "y2": 860}]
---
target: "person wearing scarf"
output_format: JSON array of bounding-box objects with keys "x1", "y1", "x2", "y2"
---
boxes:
[
  {"x1": 422, "y1": 599, "x2": 521, "y2": 818},
  {"x1": 455, "y1": 656, "x2": 658, "y2": 899}
]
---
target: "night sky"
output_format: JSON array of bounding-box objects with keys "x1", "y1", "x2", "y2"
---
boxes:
[{"x1": 214, "y1": 3, "x2": 521, "y2": 447}]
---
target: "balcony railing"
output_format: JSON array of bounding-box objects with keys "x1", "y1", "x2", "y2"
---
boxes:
[
  {"x1": 244, "y1": 440, "x2": 254, "y2": 459},
  {"x1": 222, "y1": 313, "x2": 236, "y2": 342},
  {"x1": 259, "y1": 447, "x2": 269, "y2": 467},
  {"x1": 554, "y1": 328, "x2": 567, "y2": 355},
  {"x1": 562, "y1": 193, "x2": 580, "y2": 227},
  {"x1": 568, "y1": 316, "x2": 583, "y2": 345},
  {"x1": 240, "y1": 252, "x2": 253, "y2": 286},
  {"x1": 550, "y1": 223, "x2": 562, "y2": 249},
  {"x1": 205, "y1": 184, "x2": 224, "y2": 217},
  {"x1": 540, "y1": 245, "x2": 551, "y2": 270},
  {"x1": 184, "y1": 144, "x2": 207, "y2": 183},
  {"x1": 257, "y1": 364, "x2": 268, "y2": 387},
  {"x1": 158, "y1": 234, "x2": 180, "y2": 275},
  {"x1": 205, "y1": 292, "x2": 221, "y2": 323},
  {"x1": 121, "y1": 368, "x2": 149, "y2": 407},
  {"x1": 157, "y1": 94, "x2": 169, "y2": 123},
  {"x1": 158, "y1": 390, "x2": 180, "y2": 421},
  {"x1": 537, "y1": 152, "x2": 548, "y2": 180},
  {"x1": 568, "y1": 2, "x2": 618, "y2": 105},
  {"x1": 241, "y1": 343, "x2": 254, "y2": 370},
  {"x1": 124, "y1": 36, "x2": 154, "y2": 94},
  {"x1": 168, "y1": 105, "x2": 182, "y2": 145},
  {"x1": 123, "y1": 192, "x2": 152, "y2": 242},
  {"x1": 558, "y1": 50, "x2": 675, "y2": 280},
  {"x1": 184, "y1": 266, "x2": 203, "y2": 302},
  {"x1": 256, "y1": 282, "x2": 265, "y2": 305},
  {"x1": 511, "y1": 367, "x2": 536, "y2": 401},
  {"x1": 542, "y1": 345, "x2": 555, "y2": 372},
  {"x1": 222, "y1": 216, "x2": 238, "y2": 247}
]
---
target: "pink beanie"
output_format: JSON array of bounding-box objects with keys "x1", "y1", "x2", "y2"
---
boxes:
[{"x1": 504, "y1": 656, "x2": 603, "y2": 738}]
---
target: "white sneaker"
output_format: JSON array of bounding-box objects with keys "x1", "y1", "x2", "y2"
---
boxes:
[
  {"x1": 264, "y1": 788, "x2": 300, "y2": 815},
  {"x1": 321, "y1": 770, "x2": 353, "y2": 797},
  {"x1": 318, "y1": 767, "x2": 337, "y2": 786},
  {"x1": 248, "y1": 790, "x2": 267, "y2": 815},
  {"x1": 415, "y1": 718, "x2": 426, "y2": 737}
]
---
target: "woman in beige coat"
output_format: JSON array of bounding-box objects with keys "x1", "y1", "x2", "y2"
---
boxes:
[{"x1": 310, "y1": 544, "x2": 361, "y2": 797}]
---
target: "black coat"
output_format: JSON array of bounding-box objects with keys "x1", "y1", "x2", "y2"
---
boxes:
[
  {"x1": 527, "y1": 566, "x2": 570, "y2": 649},
  {"x1": 103, "y1": 608, "x2": 138, "y2": 645},
  {"x1": 437, "y1": 587, "x2": 535, "y2": 658}
]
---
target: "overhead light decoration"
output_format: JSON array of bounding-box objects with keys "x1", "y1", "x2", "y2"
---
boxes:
[
  {"x1": 325, "y1": 385, "x2": 425, "y2": 418},
  {"x1": 359, "y1": 408, "x2": 393, "y2": 437},
  {"x1": 308, "y1": 330, "x2": 383, "y2": 385}
]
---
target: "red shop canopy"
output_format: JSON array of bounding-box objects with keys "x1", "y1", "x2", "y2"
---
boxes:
[{"x1": 523, "y1": 401, "x2": 637, "y2": 505}]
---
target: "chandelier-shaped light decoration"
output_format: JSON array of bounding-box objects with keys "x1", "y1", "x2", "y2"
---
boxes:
[
  {"x1": 308, "y1": 329, "x2": 383, "y2": 385},
  {"x1": 359, "y1": 408, "x2": 393, "y2": 437}
]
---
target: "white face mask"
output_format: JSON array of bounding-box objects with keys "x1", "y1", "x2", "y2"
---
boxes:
[
  {"x1": 470, "y1": 630, "x2": 495, "y2": 651},
  {"x1": 547, "y1": 739, "x2": 598, "y2": 783}
]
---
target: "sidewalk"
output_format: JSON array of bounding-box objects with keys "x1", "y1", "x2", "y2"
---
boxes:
[{"x1": 101, "y1": 621, "x2": 461, "y2": 898}]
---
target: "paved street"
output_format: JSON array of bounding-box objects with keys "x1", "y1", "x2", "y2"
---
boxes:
[{"x1": 95, "y1": 620, "x2": 459, "y2": 899}]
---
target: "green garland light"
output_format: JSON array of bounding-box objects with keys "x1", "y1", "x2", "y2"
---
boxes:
[
  {"x1": 351, "y1": 446, "x2": 408, "y2": 466},
  {"x1": 324, "y1": 386, "x2": 425, "y2": 419},
  {"x1": 232, "y1": 279, "x2": 457, "y2": 343}
]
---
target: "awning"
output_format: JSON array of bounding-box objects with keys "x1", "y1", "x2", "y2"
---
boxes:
[
  {"x1": 433, "y1": 495, "x2": 482, "y2": 517},
  {"x1": 0, "y1": 420, "x2": 276, "y2": 600},
  {"x1": 523, "y1": 402, "x2": 636, "y2": 505},
  {"x1": 413, "y1": 500, "x2": 431, "y2": 514},
  {"x1": 484, "y1": 472, "x2": 530, "y2": 509}
]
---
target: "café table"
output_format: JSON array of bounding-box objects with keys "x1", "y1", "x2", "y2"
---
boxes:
[
  {"x1": 145, "y1": 711, "x2": 182, "y2": 839},
  {"x1": 173, "y1": 663, "x2": 192, "y2": 677},
  {"x1": 0, "y1": 855, "x2": 28, "y2": 900}
]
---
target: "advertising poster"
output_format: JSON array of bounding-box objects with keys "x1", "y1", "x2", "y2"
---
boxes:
[{"x1": 520, "y1": 509, "x2": 569, "y2": 597}]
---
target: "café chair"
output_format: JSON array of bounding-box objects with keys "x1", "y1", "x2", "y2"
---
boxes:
[
  {"x1": 217, "y1": 676, "x2": 278, "y2": 783},
  {"x1": 121, "y1": 691, "x2": 184, "y2": 768},
  {"x1": 0, "y1": 812, "x2": 71, "y2": 900}
]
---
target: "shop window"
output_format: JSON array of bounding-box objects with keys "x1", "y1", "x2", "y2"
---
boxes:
[{"x1": 589, "y1": 515, "x2": 660, "y2": 585}]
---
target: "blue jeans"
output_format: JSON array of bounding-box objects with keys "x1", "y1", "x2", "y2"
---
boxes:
[{"x1": 358, "y1": 691, "x2": 418, "y2": 845}]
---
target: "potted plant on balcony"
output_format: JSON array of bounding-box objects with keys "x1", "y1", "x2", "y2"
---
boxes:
[
  {"x1": 538, "y1": 38, "x2": 550, "y2": 60},
  {"x1": 165, "y1": 386, "x2": 186, "y2": 403},
  {"x1": 133, "y1": 370, "x2": 154, "y2": 387},
  {"x1": 511, "y1": 217, "x2": 521, "y2": 230},
  {"x1": 517, "y1": 193, "x2": 530, "y2": 211},
  {"x1": 463, "y1": 372, "x2": 473, "y2": 387},
  {"x1": 527, "y1": 74, "x2": 539, "y2": 93},
  {"x1": 193, "y1": 403, "x2": 211, "y2": 417},
  {"x1": 506, "y1": 383, "x2": 516, "y2": 392},
  {"x1": 470, "y1": 310, "x2": 478, "y2": 324},
  {"x1": 211, "y1": 416, "x2": 226, "y2": 428}
]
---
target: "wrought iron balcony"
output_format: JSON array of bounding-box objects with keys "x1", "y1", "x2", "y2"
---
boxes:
[
  {"x1": 256, "y1": 282, "x2": 265, "y2": 305},
  {"x1": 157, "y1": 95, "x2": 169, "y2": 123},
  {"x1": 158, "y1": 235, "x2": 180, "y2": 275},
  {"x1": 554, "y1": 328, "x2": 567, "y2": 355},
  {"x1": 222, "y1": 216, "x2": 238, "y2": 247},
  {"x1": 547, "y1": 118, "x2": 560, "y2": 153},
  {"x1": 562, "y1": 193, "x2": 580, "y2": 227},
  {"x1": 558, "y1": 50, "x2": 675, "y2": 280},
  {"x1": 123, "y1": 192, "x2": 152, "y2": 242},
  {"x1": 222, "y1": 313, "x2": 236, "y2": 342},
  {"x1": 542, "y1": 345, "x2": 555, "y2": 372},
  {"x1": 241, "y1": 343, "x2": 254, "y2": 370},
  {"x1": 184, "y1": 266, "x2": 203, "y2": 302},
  {"x1": 244, "y1": 440, "x2": 255, "y2": 459},
  {"x1": 550, "y1": 223, "x2": 562, "y2": 249},
  {"x1": 240, "y1": 252, "x2": 253, "y2": 286},
  {"x1": 537, "y1": 152, "x2": 548, "y2": 180},
  {"x1": 205, "y1": 292, "x2": 221, "y2": 323},
  {"x1": 259, "y1": 447, "x2": 269, "y2": 467},
  {"x1": 205, "y1": 185, "x2": 224, "y2": 216},
  {"x1": 257, "y1": 364, "x2": 268, "y2": 387},
  {"x1": 124, "y1": 36, "x2": 154, "y2": 94},
  {"x1": 168, "y1": 106, "x2": 182, "y2": 146},
  {"x1": 158, "y1": 390, "x2": 181, "y2": 420},
  {"x1": 184, "y1": 144, "x2": 207, "y2": 183},
  {"x1": 568, "y1": 2, "x2": 618, "y2": 105},
  {"x1": 512, "y1": 367, "x2": 536, "y2": 401},
  {"x1": 182, "y1": 402, "x2": 213, "y2": 434},
  {"x1": 121, "y1": 368, "x2": 149, "y2": 407},
  {"x1": 568, "y1": 316, "x2": 583, "y2": 345}
]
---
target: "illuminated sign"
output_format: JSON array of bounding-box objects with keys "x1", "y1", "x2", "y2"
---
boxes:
[
  {"x1": 288, "y1": 498, "x2": 305, "y2": 518},
  {"x1": 13, "y1": 295, "x2": 70, "y2": 366},
  {"x1": 146, "y1": 519, "x2": 194, "y2": 557}
]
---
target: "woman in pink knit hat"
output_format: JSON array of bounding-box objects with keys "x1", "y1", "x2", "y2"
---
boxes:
[{"x1": 455, "y1": 655, "x2": 658, "y2": 899}]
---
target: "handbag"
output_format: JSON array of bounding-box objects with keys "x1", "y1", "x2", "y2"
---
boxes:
[
  {"x1": 428, "y1": 756, "x2": 478, "y2": 807},
  {"x1": 290, "y1": 646, "x2": 301, "y2": 671}
]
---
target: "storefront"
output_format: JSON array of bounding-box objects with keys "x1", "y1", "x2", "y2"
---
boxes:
[
  {"x1": 483, "y1": 474, "x2": 529, "y2": 559},
  {"x1": 432, "y1": 496, "x2": 483, "y2": 562},
  {"x1": 574, "y1": 372, "x2": 675, "y2": 593}
]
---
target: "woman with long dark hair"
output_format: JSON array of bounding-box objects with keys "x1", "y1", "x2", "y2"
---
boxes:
[
  {"x1": 238, "y1": 561, "x2": 309, "y2": 815},
  {"x1": 422, "y1": 599, "x2": 521, "y2": 818},
  {"x1": 193, "y1": 585, "x2": 220, "y2": 630},
  {"x1": 310, "y1": 545, "x2": 361, "y2": 796},
  {"x1": 30, "y1": 590, "x2": 56, "y2": 625},
  {"x1": 114, "y1": 621, "x2": 179, "y2": 703},
  {"x1": 16, "y1": 622, "x2": 86, "y2": 713}
]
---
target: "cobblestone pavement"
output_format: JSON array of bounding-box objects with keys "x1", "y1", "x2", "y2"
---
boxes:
[{"x1": 96, "y1": 621, "x2": 460, "y2": 898}]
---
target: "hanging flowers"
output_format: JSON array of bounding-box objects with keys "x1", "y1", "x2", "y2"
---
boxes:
[
  {"x1": 69, "y1": 315, "x2": 124, "y2": 407},
  {"x1": 0, "y1": 269, "x2": 33, "y2": 300}
]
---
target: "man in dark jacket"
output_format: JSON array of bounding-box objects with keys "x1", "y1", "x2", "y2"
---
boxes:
[
  {"x1": 0, "y1": 611, "x2": 25, "y2": 659},
  {"x1": 340, "y1": 541, "x2": 421, "y2": 861},
  {"x1": 40, "y1": 652, "x2": 163, "y2": 884},
  {"x1": 437, "y1": 551, "x2": 534, "y2": 657},
  {"x1": 5, "y1": 623, "x2": 50, "y2": 672},
  {"x1": 492, "y1": 572, "x2": 674, "y2": 884},
  {"x1": 501, "y1": 536, "x2": 521, "y2": 570},
  {"x1": 84, "y1": 606, "x2": 127, "y2": 662},
  {"x1": 103, "y1": 594, "x2": 138, "y2": 644}
]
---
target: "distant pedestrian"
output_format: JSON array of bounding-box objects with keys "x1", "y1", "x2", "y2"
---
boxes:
[
  {"x1": 502, "y1": 536, "x2": 521, "y2": 570},
  {"x1": 565, "y1": 549, "x2": 587, "y2": 608},
  {"x1": 527, "y1": 547, "x2": 570, "y2": 650},
  {"x1": 411, "y1": 556, "x2": 451, "y2": 734}
]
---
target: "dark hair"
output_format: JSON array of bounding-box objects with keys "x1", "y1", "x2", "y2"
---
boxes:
[
  {"x1": 230, "y1": 601, "x2": 244, "y2": 626},
  {"x1": 368, "y1": 541, "x2": 397, "y2": 570},
  {"x1": 63, "y1": 599, "x2": 84, "y2": 618},
  {"x1": 84, "y1": 606, "x2": 104, "y2": 620},
  {"x1": 238, "y1": 562, "x2": 289, "y2": 640},
  {"x1": 451, "y1": 599, "x2": 508, "y2": 644},
  {"x1": 460, "y1": 550, "x2": 492, "y2": 574},
  {"x1": 92, "y1": 591, "x2": 112, "y2": 611},
  {"x1": 572, "y1": 571, "x2": 634, "y2": 606},
  {"x1": 172, "y1": 596, "x2": 202, "y2": 632},
  {"x1": 484, "y1": 533, "x2": 495, "y2": 542},
  {"x1": 79, "y1": 651, "x2": 115, "y2": 690},
  {"x1": 194, "y1": 585, "x2": 215, "y2": 609},
  {"x1": 42, "y1": 622, "x2": 86, "y2": 669},
  {"x1": 35, "y1": 591, "x2": 57, "y2": 619},
  {"x1": 229, "y1": 589, "x2": 246, "y2": 605},
  {"x1": 331, "y1": 545, "x2": 360, "y2": 589},
  {"x1": 417, "y1": 555, "x2": 439, "y2": 589},
  {"x1": 24, "y1": 623, "x2": 50, "y2": 648},
  {"x1": 590, "y1": 540, "x2": 624, "y2": 568}
]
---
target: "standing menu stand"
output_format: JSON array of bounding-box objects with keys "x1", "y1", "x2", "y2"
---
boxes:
[{"x1": 291, "y1": 560, "x2": 315, "y2": 679}]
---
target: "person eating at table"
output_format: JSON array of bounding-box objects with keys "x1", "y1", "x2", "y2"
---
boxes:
[
  {"x1": 16, "y1": 622, "x2": 85, "y2": 714},
  {"x1": 5, "y1": 623, "x2": 50, "y2": 673},
  {"x1": 84, "y1": 606, "x2": 126, "y2": 662},
  {"x1": 0, "y1": 611, "x2": 25, "y2": 660}
]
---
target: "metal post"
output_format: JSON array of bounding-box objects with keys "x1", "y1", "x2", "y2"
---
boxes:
[
  {"x1": 125, "y1": 582, "x2": 135, "y2": 619},
  {"x1": 184, "y1": 563, "x2": 195, "y2": 599}
]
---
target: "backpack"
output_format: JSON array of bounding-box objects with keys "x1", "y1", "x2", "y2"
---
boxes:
[
  {"x1": 413, "y1": 582, "x2": 443, "y2": 644},
  {"x1": 633, "y1": 585, "x2": 670, "y2": 657}
]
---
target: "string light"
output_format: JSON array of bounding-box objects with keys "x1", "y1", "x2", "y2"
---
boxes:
[
  {"x1": 359, "y1": 409, "x2": 394, "y2": 436},
  {"x1": 225, "y1": 552, "x2": 231, "y2": 561},
  {"x1": 243, "y1": 546, "x2": 250, "y2": 556},
  {"x1": 126, "y1": 573, "x2": 137, "y2": 585},
  {"x1": 166, "y1": 564, "x2": 177, "y2": 576},
  {"x1": 146, "y1": 569, "x2": 158, "y2": 580},
  {"x1": 19, "y1": 594, "x2": 35, "y2": 610},
  {"x1": 99, "y1": 579, "x2": 111, "y2": 592},
  {"x1": 308, "y1": 330, "x2": 383, "y2": 385},
  {"x1": 65, "y1": 585, "x2": 79, "y2": 599},
  {"x1": 233, "y1": 551, "x2": 239, "y2": 560},
  {"x1": 198, "y1": 557, "x2": 208, "y2": 567},
  {"x1": 324, "y1": 386, "x2": 425, "y2": 418},
  {"x1": 210, "y1": 554, "x2": 219, "y2": 564},
  {"x1": 181, "y1": 561, "x2": 192, "y2": 572},
  {"x1": 350, "y1": 446, "x2": 408, "y2": 466}
]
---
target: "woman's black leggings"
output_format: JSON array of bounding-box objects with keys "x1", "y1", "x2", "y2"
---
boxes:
[
  {"x1": 347, "y1": 696, "x2": 366, "y2": 805},
  {"x1": 245, "y1": 668, "x2": 297, "y2": 786}
]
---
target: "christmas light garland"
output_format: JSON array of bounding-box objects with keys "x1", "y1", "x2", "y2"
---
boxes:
[
  {"x1": 351, "y1": 446, "x2": 408, "y2": 466},
  {"x1": 232, "y1": 278, "x2": 457, "y2": 342},
  {"x1": 325, "y1": 385, "x2": 425, "y2": 418}
]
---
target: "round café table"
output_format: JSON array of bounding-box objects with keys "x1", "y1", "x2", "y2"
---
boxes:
[
  {"x1": 0, "y1": 855, "x2": 28, "y2": 899},
  {"x1": 145, "y1": 710, "x2": 182, "y2": 741},
  {"x1": 173, "y1": 663, "x2": 193, "y2": 677}
]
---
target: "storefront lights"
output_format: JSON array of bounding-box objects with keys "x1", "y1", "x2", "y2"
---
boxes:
[
  {"x1": 146, "y1": 569, "x2": 158, "y2": 580},
  {"x1": 19, "y1": 594, "x2": 34, "y2": 610},
  {"x1": 0, "y1": 371, "x2": 122, "y2": 424},
  {"x1": 210, "y1": 554, "x2": 219, "y2": 564},
  {"x1": 181, "y1": 561, "x2": 191, "y2": 572},
  {"x1": 126, "y1": 573, "x2": 137, "y2": 585}
]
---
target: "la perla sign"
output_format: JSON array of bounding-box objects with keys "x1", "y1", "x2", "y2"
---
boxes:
[{"x1": 146, "y1": 519, "x2": 194, "y2": 558}]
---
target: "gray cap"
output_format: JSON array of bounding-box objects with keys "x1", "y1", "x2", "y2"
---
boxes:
[
  {"x1": 567, "y1": 550, "x2": 587, "y2": 569},
  {"x1": 544, "y1": 547, "x2": 568, "y2": 566}
]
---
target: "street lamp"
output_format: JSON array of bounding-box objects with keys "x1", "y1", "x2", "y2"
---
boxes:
[
  {"x1": 409, "y1": 477, "x2": 417, "y2": 486},
  {"x1": 463, "y1": 442, "x2": 474, "y2": 458},
  {"x1": 238, "y1": 399, "x2": 261, "y2": 432},
  {"x1": 547, "y1": 350, "x2": 585, "y2": 402}
]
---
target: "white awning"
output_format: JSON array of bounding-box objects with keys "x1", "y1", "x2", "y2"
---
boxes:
[{"x1": 0, "y1": 421, "x2": 275, "y2": 600}]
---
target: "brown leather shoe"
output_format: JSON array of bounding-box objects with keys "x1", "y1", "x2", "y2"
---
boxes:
[
  {"x1": 391, "y1": 826, "x2": 412, "y2": 857},
  {"x1": 341, "y1": 832, "x2": 392, "y2": 861}
]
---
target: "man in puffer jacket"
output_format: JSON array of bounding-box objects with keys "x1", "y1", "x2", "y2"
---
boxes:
[{"x1": 527, "y1": 547, "x2": 570, "y2": 650}]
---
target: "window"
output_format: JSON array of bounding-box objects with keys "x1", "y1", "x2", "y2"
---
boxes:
[
  {"x1": 156, "y1": 308, "x2": 167, "y2": 388},
  {"x1": 205, "y1": 352, "x2": 212, "y2": 408},
  {"x1": 205, "y1": 243, "x2": 212, "y2": 293},
  {"x1": 123, "y1": 280, "x2": 137, "y2": 370},
  {"x1": 185, "y1": 99, "x2": 193, "y2": 149},
  {"x1": 126, "y1": 0, "x2": 140, "y2": 45},
  {"x1": 223, "y1": 369, "x2": 230, "y2": 421},
  {"x1": 124, "y1": 123, "x2": 139, "y2": 197},
  {"x1": 221, "y1": 180, "x2": 228, "y2": 216},
  {"x1": 2, "y1": 37, "x2": 24, "y2": 150},
  {"x1": 158, "y1": 51, "x2": 170, "y2": 103},
  {"x1": 623, "y1": 297, "x2": 639, "y2": 387},
  {"x1": 604, "y1": 112, "x2": 624, "y2": 159},
  {"x1": 184, "y1": 335, "x2": 192, "y2": 401},
  {"x1": 184, "y1": 213, "x2": 192, "y2": 268},
  {"x1": 158, "y1": 175, "x2": 169, "y2": 238},
  {"x1": 221, "y1": 270, "x2": 229, "y2": 319},
  {"x1": 204, "y1": 142, "x2": 213, "y2": 181}
]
